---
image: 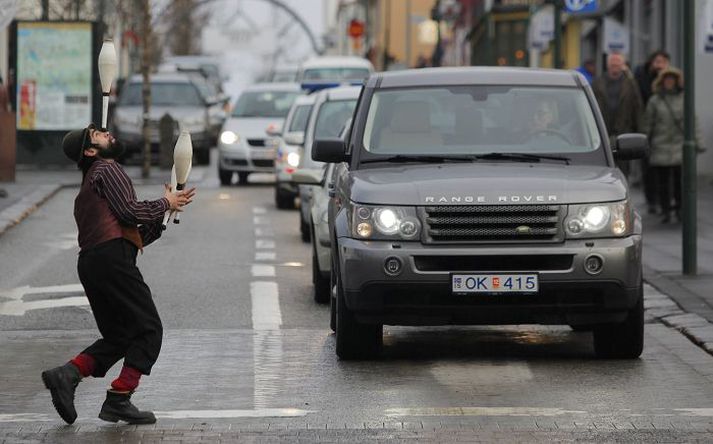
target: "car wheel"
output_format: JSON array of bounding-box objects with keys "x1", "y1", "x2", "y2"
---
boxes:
[
  {"x1": 195, "y1": 149, "x2": 210, "y2": 165},
  {"x1": 275, "y1": 187, "x2": 295, "y2": 209},
  {"x1": 329, "y1": 290, "x2": 336, "y2": 333},
  {"x1": 300, "y1": 217, "x2": 311, "y2": 243},
  {"x1": 312, "y1": 227, "x2": 330, "y2": 304},
  {"x1": 237, "y1": 172, "x2": 249, "y2": 185},
  {"x1": 334, "y1": 256, "x2": 382, "y2": 360},
  {"x1": 218, "y1": 167, "x2": 232, "y2": 186},
  {"x1": 593, "y1": 287, "x2": 644, "y2": 359}
]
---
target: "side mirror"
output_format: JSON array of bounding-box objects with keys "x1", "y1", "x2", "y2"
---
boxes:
[
  {"x1": 265, "y1": 123, "x2": 283, "y2": 138},
  {"x1": 614, "y1": 133, "x2": 648, "y2": 160},
  {"x1": 284, "y1": 132, "x2": 305, "y2": 146},
  {"x1": 312, "y1": 138, "x2": 347, "y2": 163},
  {"x1": 292, "y1": 168, "x2": 324, "y2": 185}
]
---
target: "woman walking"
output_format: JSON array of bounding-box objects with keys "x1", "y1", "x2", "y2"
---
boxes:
[{"x1": 643, "y1": 68, "x2": 704, "y2": 223}]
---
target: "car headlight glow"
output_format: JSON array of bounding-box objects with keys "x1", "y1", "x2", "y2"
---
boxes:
[
  {"x1": 565, "y1": 201, "x2": 631, "y2": 238},
  {"x1": 286, "y1": 152, "x2": 300, "y2": 167},
  {"x1": 351, "y1": 205, "x2": 421, "y2": 240},
  {"x1": 220, "y1": 131, "x2": 239, "y2": 145}
]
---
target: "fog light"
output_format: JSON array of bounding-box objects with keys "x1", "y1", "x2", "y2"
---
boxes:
[
  {"x1": 584, "y1": 254, "x2": 604, "y2": 275},
  {"x1": 384, "y1": 257, "x2": 402, "y2": 276},
  {"x1": 356, "y1": 222, "x2": 372, "y2": 238},
  {"x1": 611, "y1": 219, "x2": 627, "y2": 235}
]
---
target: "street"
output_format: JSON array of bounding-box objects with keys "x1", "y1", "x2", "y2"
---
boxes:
[{"x1": 1, "y1": 156, "x2": 713, "y2": 442}]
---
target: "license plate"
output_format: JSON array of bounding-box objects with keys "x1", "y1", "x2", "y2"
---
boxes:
[
  {"x1": 452, "y1": 274, "x2": 539, "y2": 294},
  {"x1": 251, "y1": 149, "x2": 275, "y2": 159}
]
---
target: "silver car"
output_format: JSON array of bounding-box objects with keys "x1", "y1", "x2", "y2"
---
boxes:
[
  {"x1": 218, "y1": 83, "x2": 300, "y2": 185},
  {"x1": 113, "y1": 73, "x2": 222, "y2": 164},
  {"x1": 296, "y1": 86, "x2": 360, "y2": 242},
  {"x1": 273, "y1": 94, "x2": 316, "y2": 209}
]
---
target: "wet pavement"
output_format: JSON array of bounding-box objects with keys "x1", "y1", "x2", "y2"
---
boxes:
[{"x1": 2, "y1": 161, "x2": 713, "y2": 442}]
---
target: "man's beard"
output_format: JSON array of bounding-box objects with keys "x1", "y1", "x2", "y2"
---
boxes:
[{"x1": 97, "y1": 140, "x2": 126, "y2": 160}]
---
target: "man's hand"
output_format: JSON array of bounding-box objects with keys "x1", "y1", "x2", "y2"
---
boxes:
[{"x1": 164, "y1": 184, "x2": 197, "y2": 211}]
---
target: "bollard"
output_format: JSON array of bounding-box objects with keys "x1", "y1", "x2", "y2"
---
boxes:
[{"x1": 158, "y1": 113, "x2": 176, "y2": 170}]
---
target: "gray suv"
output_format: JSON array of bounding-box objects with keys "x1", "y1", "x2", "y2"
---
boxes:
[{"x1": 313, "y1": 67, "x2": 648, "y2": 360}]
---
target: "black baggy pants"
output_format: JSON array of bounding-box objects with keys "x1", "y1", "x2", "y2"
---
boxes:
[
  {"x1": 652, "y1": 165, "x2": 682, "y2": 213},
  {"x1": 78, "y1": 238, "x2": 163, "y2": 377}
]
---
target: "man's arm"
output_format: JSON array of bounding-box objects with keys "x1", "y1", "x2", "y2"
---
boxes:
[
  {"x1": 138, "y1": 222, "x2": 164, "y2": 247},
  {"x1": 93, "y1": 162, "x2": 169, "y2": 226}
]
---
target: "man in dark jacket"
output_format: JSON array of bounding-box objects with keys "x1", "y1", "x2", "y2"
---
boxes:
[
  {"x1": 40, "y1": 124, "x2": 195, "y2": 425},
  {"x1": 592, "y1": 52, "x2": 644, "y2": 177}
]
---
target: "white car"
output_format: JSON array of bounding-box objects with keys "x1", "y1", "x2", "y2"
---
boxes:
[
  {"x1": 298, "y1": 56, "x2": 374, "y2": 93},
  {"x1": 218, "y1": 83, "x2": 301, "y2": 185},
  {"x1": 273, "y1": 94, "x2": 316, "y2": 209},
  {"x1": 296, "y1": 86, "x2": 361, "y2": 242}
]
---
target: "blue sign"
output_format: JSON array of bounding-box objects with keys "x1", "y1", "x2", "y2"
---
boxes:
[{"x1": 564, "y1": 0, "x2": 598, "y2": 14}]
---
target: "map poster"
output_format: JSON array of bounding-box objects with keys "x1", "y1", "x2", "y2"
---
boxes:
[{"x1": 16, "y1": 22, "x2": 93, "y2": 130}]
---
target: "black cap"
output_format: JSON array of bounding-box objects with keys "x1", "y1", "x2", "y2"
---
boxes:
[{"x1": 62, "y1": 124, "x2": 95, "y2": 163}]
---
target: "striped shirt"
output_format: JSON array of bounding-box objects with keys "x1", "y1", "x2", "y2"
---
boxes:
[{"x1": 88, "y1": 160, "x2": 170, "y2": 247}]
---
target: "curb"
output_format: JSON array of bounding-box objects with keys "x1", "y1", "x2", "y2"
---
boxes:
[{"x1": 0, "y1": 185, "x2": 63, "y2": 237}]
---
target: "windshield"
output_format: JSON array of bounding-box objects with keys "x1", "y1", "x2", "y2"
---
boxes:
[
  {"x1": 232, "y1": 91, "x2": 299, "y2": 118},
  {"x1": 314, "y1": 100, "x2": 357, "y2": 139},
  {"x1": 303, "y1": 68, "x2": 370, "y2": 81},
  {"x1": 362, "y1": 86, "x2": 601, "y2": 156},
  {"x1": 288, "y1": 105, "x2": 312, "y2": 132},
  {"x1": 120, "y1": 82, "x2": 204, "y2": 106}
]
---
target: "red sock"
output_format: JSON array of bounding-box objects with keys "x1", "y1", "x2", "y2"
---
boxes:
[
  {"x1": 70, "y1": 353, "x2": 95, "y2": 378},
  {"x1": 110, "y1": 366, "x2": 142, "y2": 392}
]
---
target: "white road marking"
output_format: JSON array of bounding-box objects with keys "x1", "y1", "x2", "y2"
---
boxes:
[
  {"x1": 156, "y1": 408, "x2": 312, "y2": 419},
  {"x1": 0, "y1": 284, "x2": 88, "y2": 316},
  {"x1": 250, "y1": 282, "x2": 281, "y2": 330},
  {"x1": 385, "y1": 407, "x2": 587, "y2": 417},
  {"x1": 252, "y1": 207, "x2": 267, "y2": 214},
  {"x1": 255, "y1": 239, "x2": 275, "y2": 250},
  {"x1": 0, "y1": 414, "x2": 54, "y2": 423},
  {"x1": 255, "y1": 251, "x2": 277, "y2": 261},
  {"x1": 253, "y1": 216, "x2": 269, "y2": 225},
  {"x1": 251, "y1": 265, "x2": 276, "y2": 277},
  {"x1": 255, "y1": 227, "x2": 274, "y2": 237}
]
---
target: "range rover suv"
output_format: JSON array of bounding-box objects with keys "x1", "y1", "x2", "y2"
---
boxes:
[{"x1": 312, "y1": 67, "x2": 648, "y2": 360}]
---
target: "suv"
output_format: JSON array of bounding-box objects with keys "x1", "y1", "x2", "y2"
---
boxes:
[{"x1": 313, "y1": 67, "x2": 648, "y2": 360}]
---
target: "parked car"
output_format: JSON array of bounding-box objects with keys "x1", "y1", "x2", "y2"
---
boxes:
[
  {"x1": 113, "y1": 73, "x2": 221, "y2": 165},
  {"x1": 273, "y1": 94, "x2": 316, "y2": 209},
  {"x1": 218, "y1": 83, "x2": 301, "y2": 185},
  {"x1": 295, "y1": 86, "x2": 361, "y2": 242},
  {"x1": 297, "y1": 56, "x2": 373, "y2": 93},
  {"x1": 314, "y1": 67, "x2": 648, "y2": 360}
]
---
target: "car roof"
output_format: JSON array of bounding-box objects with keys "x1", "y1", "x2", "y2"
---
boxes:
[
  {"x1": 317, "y1": 85, "x2": 362, "y2": 101},
  {"x1": 371, "y1": 67, "x2": 581, "y2": 88},
  {"x1": 293, "y1": 94, "x2": 317, "y2": 105},
  {"x1": 243, "y1": 82, "x2": 302, "y2": 92},
  {"x1": 301, "y1": 56, "x2": 374, "y2": 71}
]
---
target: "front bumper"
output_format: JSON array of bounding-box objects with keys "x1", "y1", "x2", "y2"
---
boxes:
[
  {"x1": 219, "y1": 144, "x2": 275, "y2": 173},
  {"x1": 337, "y1": 236, "x2": 642, "y2": 326}
]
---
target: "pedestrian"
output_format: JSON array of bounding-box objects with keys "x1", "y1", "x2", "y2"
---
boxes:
[
  {"x1": 592, "y1": 52, "x2": 644, "y2": 178},
  {"x1": 635, "y1": 50, "x2": 671, "y2": 214},
  {"x1": 41, "y1": 124, "x2": 195, "y2": 425},
  {"x1": 575, "y1": 59, "x2": 596, "y2": 84},
  {"x1": 642, "y1": 68, "x2": 704, "y2": 223}
]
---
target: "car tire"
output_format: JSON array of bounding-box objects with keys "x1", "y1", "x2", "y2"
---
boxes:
[
  {"x1": 593, "y1": 287, "x2": 644, "y2": 359},
  {"x1": 300, "y1": 217, "x2": 311, "y2": 243},
  {"x1": 237, "y1": 172, "x2": 249, "y2": 185},
  {"x1": 334, "y1": 255, "x2": 382, "y2": 360},
  {"x1": 329, "y1": 291, "x2": 337, "y2": 333},
  {"x1": 275, "y1": 187, "x2": 295, "y2": 209},
  {"x1": 195, "y1": 149, "x2": 210, "y2": 165},
  {"x1": 312, "y1": 227, "x2": 330, "y2": 304},
  {"x1": 219, "y1": 167, "x2": 232, "y2": 186}
]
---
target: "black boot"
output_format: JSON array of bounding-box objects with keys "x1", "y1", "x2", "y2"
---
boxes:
[
  {"x1": 41, "y1": 363, "x2": 81, "y2": 424},
  {"x1": 98, "y1": 390, "x2": 156, "y2": 424}
]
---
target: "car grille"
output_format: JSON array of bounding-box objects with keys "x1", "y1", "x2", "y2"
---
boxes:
[
  {"x1": 423, "y1": 205, "x2": 563, "y2": 243},
  {"x1": 252, "y1": 159, "x2": 274, "y2": 168},
  {"x1": 247, "y1": 139, "x2": 266, "y2": 147}
]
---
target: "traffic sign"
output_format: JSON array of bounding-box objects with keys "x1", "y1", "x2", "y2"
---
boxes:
[
  {"x1": 564, "y1": 0, "x2": 598, "y2": 14},
  {"x1": 348, "y1": 19, "x2": 365, "y2": 39}
]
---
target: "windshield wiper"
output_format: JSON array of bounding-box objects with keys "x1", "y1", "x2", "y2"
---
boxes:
[
  {"x1": 475, "y1": 152, "x2": 570, "y2": 164},
  {"x1": 360, "y1": 155, "x2": 476, "y2": 164}
]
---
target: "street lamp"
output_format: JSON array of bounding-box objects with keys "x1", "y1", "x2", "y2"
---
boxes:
[{"x1": 682, "y1": 0, "x2": 697, "y2": 275}]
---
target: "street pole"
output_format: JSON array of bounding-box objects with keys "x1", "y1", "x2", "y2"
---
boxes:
[
  {"x1": 682, "y1": 0, "x2": 697, "y2": 275},
  {"x1": 553, "y1": 0, "x2": 562, "y2": 69},
  {"x1": 141, "y1": 0, "x2": 152, "y2": 179}
]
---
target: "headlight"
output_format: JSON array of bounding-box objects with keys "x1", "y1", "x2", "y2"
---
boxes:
[
  {"x1": 286, "y1": 152, "x2": 300, "y2": 167},
  {"x1": 351, "y1": 204, "x2": 421, "y2": 240},
  {"x1": 565, "y1": 201, "x2": 631, "y2": 238},
  {"x1": 220, "y1": 131, "x2": 239, "y2": 145}
]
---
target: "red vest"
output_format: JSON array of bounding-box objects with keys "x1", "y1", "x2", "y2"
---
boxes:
[{"x1": 74, "y1": 163, "x2": 143, "y2": 252}]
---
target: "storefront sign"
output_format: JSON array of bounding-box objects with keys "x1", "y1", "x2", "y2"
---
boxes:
[
  {"x1": 602, "y1": 17, "x2": 629, "y2": 55},
  {"x1": 528, "y1": 6, "x2": 554, "y2": 51},
  {"x1": 701, "y1": 0, "x2": 713, "y2": 54},
  {"x1": 564, "y1": 0, "x2": 597, "y2": 14}
]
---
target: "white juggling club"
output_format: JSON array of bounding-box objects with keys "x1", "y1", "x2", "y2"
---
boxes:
[
  {"x1": 98, "y1": 39, "x2": 117, "y2": 131},
  {"x1": 173, "y1": 161, "x2": 191, "y2": 224},
  {"x1": 161, "y1": 166, "x2": 178, "y2": 230},
  {"x1": 172, "y1": 129, "x2": 193, "y2": 225}
]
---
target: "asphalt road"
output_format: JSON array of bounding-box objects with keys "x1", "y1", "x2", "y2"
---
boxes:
[{"x1": 1, "y1": 155, "x2": 713, "y2": 442}]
